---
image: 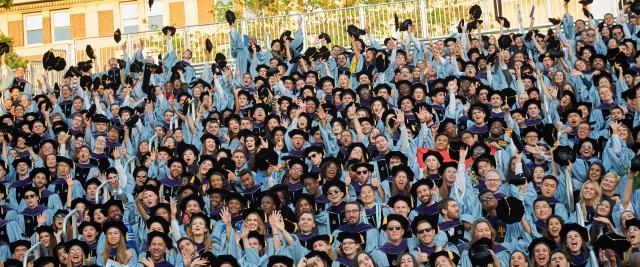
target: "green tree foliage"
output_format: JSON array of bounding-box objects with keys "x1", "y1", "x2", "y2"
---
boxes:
[
  {"x1": 0, "y1": 0, "x2": 13, "y2": 8},
  {"x1": 0, "y1": 33, "x2": 29, "y2": 69}
]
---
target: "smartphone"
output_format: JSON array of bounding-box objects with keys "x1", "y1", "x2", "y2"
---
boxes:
[{"x1": 529, "y1": 6, "x2": 535, "y2": 18}]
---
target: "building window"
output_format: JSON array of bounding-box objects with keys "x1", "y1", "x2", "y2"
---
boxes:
[
  {"x1": 148, "y1": 0, "x2": 163, "y2": 31},
  {"x1": 25, "y1": 14, "x2": 43, "y2": 45},
  {"x1": 121, "y1": 3, "x2": 139, "y2": 34},
  {"x1": 52, "y1": 12, "x2": 71, "y2": 42}
]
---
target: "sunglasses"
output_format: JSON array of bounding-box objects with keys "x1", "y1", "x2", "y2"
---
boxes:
[
  {"x1": 416, "y1": 227, "x2": 433, "y2": 234},
  {"x1": 480, "y1": 195, "x2": 494, "y2": 201},
  {"x1": 23, "y1": 194, "x2": 36, "y2": 200},
  {"x1": 357, "y1": 170, "x2": 369, "y2": 175},
  {"x1": 387, "y1": 226, "x2": 403, "y2": 231},
  {"x1": 328, "y1": 189, "x2": 340, "y2": 195}
]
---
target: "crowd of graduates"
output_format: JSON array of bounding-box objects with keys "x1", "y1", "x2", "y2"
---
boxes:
[{"x1": 2, "y1": 0, "x2": 640, "y2": 266}]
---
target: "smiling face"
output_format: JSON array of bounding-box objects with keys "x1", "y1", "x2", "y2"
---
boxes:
[
  {"x1": 547, "y1": 217, "x2": 562, "y2": 238},
  {"x1": 509, "y1": 251, "x2": 528, "y2": 267},
  {"x1": 533, "y1": 243, "x2": 550, "y2": 266},
  {"x1": 178, "y1": 239, "x2": 197, "y2": 258},
  {"x1": 326, "y1": 186, "x2": 344, "y2": 204},
  {"x1": 385, "y1": 220, "x2": 405, "y2": 242},
  {"x1": 565, "y1": 231, "x2": 584, "y2": 254},
  {"x1": 628, "y1": 225, "x2": 640, "y2": 245},
  {"x1": 581, "y1": 182, "x2": 598, "y2": 201},
  {"x1": 106, "y1": 228, "x2": 122, "y2": 246},
  {"x1": 149, "y1": 236, "x2": 167, "y2": 261},
  {"x1": 67, "y1": 245, "x2": 84, "y2": 265}
]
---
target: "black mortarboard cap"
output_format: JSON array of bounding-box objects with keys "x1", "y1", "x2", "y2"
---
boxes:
[
  {"x1": 162, "y1": 26, "x2": 176, "y2": 36},
  {"x1": 560, "y1": 223, "x2": 589, "y2": 242},
  {"x1": 553, "y1": 145, "x2": 576, "y2": 166},
  {"x1": 53, "y1": 57, "x2": 66, "y2": 71},
  {"x1": 595, "y1": 233, "x2": 631, "y2": 257},
  {"x1": 498, "y1": 35, "x2": 512, "y2": 49},
  {"x1": 225, "y1": 10, "x2": 236, "y2": 25},
  {"x1": 114, "y1": 28, "x2": 122, "y2": 43},
  {"x1": 205, "y1": 38, "x2": 213, "y2": 53},
  {"x1": 467, "y1": 20, "x2": 483, "y2": 31},
  {"x1": 497, "y1": 16, "x2": 510, "y2": 28},
  {"x1": 469, "y1": 237, "x2": 495, "y2": 266},
  {"x1": 318, "y1": 32, "x2": 331, "y2": 43},
  {"x1": 43, "y1": 50, "x2": 56, "y2": 70},
  {"x1": 0, "y1": 42, "x2": 9, "y2": 56},
  {"x1": 469, "y1": 4, "x2": 482, "y2": 20},
  {"x1": 399, "y1": 19, "x2": 412, "y2": 31},
  {"x1": 375, "y1": 53, "x2": 389, "y2": 72},
  {"x1": 85, "y1": 45, "x2": 95, "y2": 59},
  {"x1": 496, "y1": 197, "x2": 525, "y2": 224},
  {"x1": 528, "y1": 237, "x2": 556, "y2": 256},
  {"x1": 347, "y1": 25, "x2": 366, "y2": 39}
]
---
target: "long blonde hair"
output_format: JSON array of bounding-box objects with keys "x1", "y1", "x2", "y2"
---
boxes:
[
  {"x1": 66, "y1": 249, "x2": 89, "y2": 267},
  {"x1": 244, "y1": 212, "x2": 267, "y2": 235},
  {"x1": 186, "y1": 217, "x2": 214, "y2": 252},
  {"x1": 578, "y1": 180, "x2": 602, "y2": 223},
  {"x1": 101, "y1": 232, "x2": 129, "y2": 264}
]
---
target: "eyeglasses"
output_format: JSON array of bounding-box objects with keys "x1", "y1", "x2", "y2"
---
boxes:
[
  {"x1": 357, "y1": 170, "x2": 369, "y2": 175},
  {"x1": 387, "y1": 226, "x2": 403, "y2": 231},
  {"x1": 24, "y1": 194, "x2": 36, "y2": 200},
  {"x1": 328, "y1": 189, "x2": 340, "y2": 195},
  {"x1": 416, "y1": 227, "x2": 433, "y2": 234},
  {"x1": 309, "y1": 153, "x2": 318, "y2": 158},
  {"x1": 69, "y1": 248, "x2": 83, "y2": 254},
  {"x1": 55, "y1": 215, "x2": 65, "y2": 220},
  {"x1": 480, "y1": 195, "x2": 495, "y2": 202}
]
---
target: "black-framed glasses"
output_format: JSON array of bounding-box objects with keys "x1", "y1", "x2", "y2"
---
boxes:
[
  {"x1": 24, "y1": 194, "x2": 36, "y2": 200},
  {"x1": 416, "y1": 227, "x2": 433, "y2": 234},
  {"x1": 357, "y1": 170, "x2": 369, "y2": 175}
]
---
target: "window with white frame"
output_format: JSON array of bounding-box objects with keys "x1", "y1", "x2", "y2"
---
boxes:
[
  {"x1": 25, "y1": 14, "x2": 43, "y2": 45},
  {"x1": 121, "y1": 3, "x2": 139, "y2": 34},
  {"x1": 148, "y1": 0, "x2": 163, "y2": 31},
  {"x1": 52, "y1": 11, "x2": 71, "y2": 42}
]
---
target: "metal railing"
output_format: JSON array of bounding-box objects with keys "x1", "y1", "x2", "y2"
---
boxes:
[{"x1": 16, "y1": 0, "x2": 600, "y2": 84}]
